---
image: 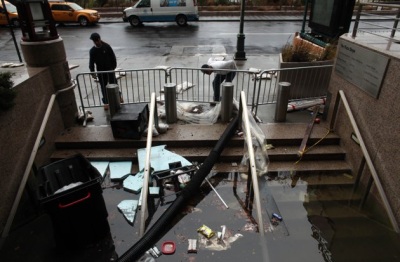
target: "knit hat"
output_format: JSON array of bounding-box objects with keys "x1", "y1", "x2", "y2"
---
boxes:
[{"x1": 90, "y1": 33, "x2": 100, "y2": 41}]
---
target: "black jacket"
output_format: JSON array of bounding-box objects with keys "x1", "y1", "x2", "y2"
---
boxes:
[{"x1": 89, "y1": 41, "x2": 117, "y2": 72}]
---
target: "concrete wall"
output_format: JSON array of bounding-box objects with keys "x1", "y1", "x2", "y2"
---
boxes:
[
  {"x1": 327, "y1": 36, "x2": 400, "y2": 226},
  {"x1": 0, "y1": 68, "x2": 65, "y2": 233}
]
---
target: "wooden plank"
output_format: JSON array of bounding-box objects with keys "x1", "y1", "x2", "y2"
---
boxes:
[{"x1": 298, "y1": 105, "x2": 320, "y2": 158}]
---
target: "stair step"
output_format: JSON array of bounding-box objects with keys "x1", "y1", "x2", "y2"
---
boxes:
[
  {"x1": 51, "y1": 146, "x2": 245, "y2": 163},
  {"x1": 267, "y1": 182, "x2": 359, "y2": 203},
  {"x1": 52, "y1": 122, "x2": 350, "y2": 175},
  {"x1": 267, "y1": 145, "x2": 345, "y2": 161},
  {"x1": 259, "y1": 123, "x2": 340, "y2": 146},
  {"x1": 55, "y1": 124, "x2": 244, "y2": 149},
  {"x1": 267, "y1": 160, "x2": 352, "y2": 173},
  {"x1": 52, "y1": 145, "x2": 345, "y2": 163},
  {"x1": 329, "y1": 216, "x2": 396, "y2": 238},
  {"x1": 55, "y1": 123, "x2": 339, "y2": 149},
  {"x1": 266, "y1": 172, "x2": 354, "y2": 187},
  {"x1": 274, "y1": 201, "x2": 366, "y2": 220}
]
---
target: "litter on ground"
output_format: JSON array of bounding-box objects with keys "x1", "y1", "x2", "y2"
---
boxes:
[
  {"x1": 90, "y1": 161, "x2": 109, "y2": 178},
  {"x1": 109, "y1": 161, "x2": 132, "y2": 181},
  {"x1": 117, "y1": 200, "x2": 139, "y2": 224}
]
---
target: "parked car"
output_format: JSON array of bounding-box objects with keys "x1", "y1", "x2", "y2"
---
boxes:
[
  {"x1": 0, "y1": 1, "x2": 19, "y2": 27},
  {"x1": 48, "y1": 1, "x2": 100, "y2": 26},
  {"x1": 123, "y1": 0, "x2": 199, "y2": 27}
]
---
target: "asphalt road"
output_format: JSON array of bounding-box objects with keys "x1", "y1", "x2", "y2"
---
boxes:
[{"x1": 1, "y1": 21, "x2": 303, "y2": 63}]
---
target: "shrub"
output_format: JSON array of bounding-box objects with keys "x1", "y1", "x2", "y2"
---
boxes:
[
  {"x1": 0, "y1": 72, "x2": 16, "y2": 111},
  {"x1": 281, "y1": 41, "x2": 337, "y2": 62}
]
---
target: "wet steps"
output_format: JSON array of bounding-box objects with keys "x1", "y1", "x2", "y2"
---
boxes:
[{"x1": 52, "y1": 122, "x2": 352, "y2": 174}]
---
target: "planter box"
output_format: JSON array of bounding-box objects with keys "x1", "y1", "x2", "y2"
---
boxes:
[{"x1": 278, "y1": 53, "x2": 334, "y2": 100}]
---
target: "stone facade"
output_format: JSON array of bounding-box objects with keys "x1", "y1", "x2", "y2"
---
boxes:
[{"x1": 326, "y1": 36, "x2": 400, "y2": 227}]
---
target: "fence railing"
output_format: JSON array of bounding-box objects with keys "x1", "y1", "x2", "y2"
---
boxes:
[
  {"x1": 352, "y1": 2, "x2": 400, "y2": 51},
  {"x1": 167, "y1": 67, "x2": 259, "y2": 104},
  {"x1": 75, "y1": 68, "x2": 168, "y2": 111},
  {"x1": 75, "y1": 64, "x2": 333, "y2": 121}
]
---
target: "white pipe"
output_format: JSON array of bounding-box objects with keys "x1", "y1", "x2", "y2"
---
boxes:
[
  {"x1": 240, "y1": 91, "x2": 265, "y2": 236},
  {"x1": 338, "y1": 90, "x2": 399, "y2": 233},
  {"x1": 139, "y1": 92, "x2": 156, "y2": 237},
  {"x1": 205, "y1": 178, "x2": 228, "y2": 209}
]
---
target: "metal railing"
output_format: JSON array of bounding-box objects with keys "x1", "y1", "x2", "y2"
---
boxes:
[
  {"x1": 167, "y1": 67, "x2": 259, "y2": 105},
  {"x1": 352, "y1": 2, "x2": 400, "y2": 51},
  {"x1": 253, "y1": 64, "x2": 332, "y2": 114},
  {"x1": 330, "y1": 90, "x2": 399, "y2": 233},
  {"x1": 75, "y1": 68, "x2": 168, "y2": 110},
  {"x1": 139, "y1": 92, "x2": 156, "y2": 237},
  {"x1": 239, "y1": 91, "x2": 265, "y2": 236},
  {"x1": 75, "y1": 64, "x2": 332, "y2": 121}
]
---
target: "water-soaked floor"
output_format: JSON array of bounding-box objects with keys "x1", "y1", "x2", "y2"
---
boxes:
[{"x1": 1, "y1": 172, "x2": 400, "y2": 262}]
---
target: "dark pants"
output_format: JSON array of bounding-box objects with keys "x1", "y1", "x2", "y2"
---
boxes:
[
  {"x1": 98, "y1": 72, "x2": 117, "y2": 104},
  {"x1": 212, "y1": 72, "x2": 236, "y2": 102}
]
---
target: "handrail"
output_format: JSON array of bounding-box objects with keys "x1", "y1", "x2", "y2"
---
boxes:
[
  {"x1": 139, "y1": 92, "x2": 156, "y2": 237},
  {"x1": 239, "y1": 91, "x2": 265, "y2": 236},
  {"x1": 352, "y1": 2, "x2": 400, "y2": 51},
  {"x1": 330, "y1": 90, "x2": 399, "y2": 233},
  {"x1": 0, "y1": 82, "x2": 77, "y2": 247}
]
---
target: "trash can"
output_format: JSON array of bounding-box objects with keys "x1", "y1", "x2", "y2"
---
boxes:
[{"x1": 37, "y1": 154, "x2": 110, "y2": 252}]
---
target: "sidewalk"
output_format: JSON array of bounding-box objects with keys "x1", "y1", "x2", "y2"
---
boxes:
[{"x1": 99, "y1": 11, "x2": 306, "y2": 23}]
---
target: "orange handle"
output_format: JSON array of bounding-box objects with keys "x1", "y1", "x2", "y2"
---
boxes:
[{"x1": 58, "y1": 192, "x2": 91, "y2": 208}]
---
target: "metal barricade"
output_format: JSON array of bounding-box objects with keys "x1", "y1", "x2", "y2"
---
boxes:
[
  {"x1": 167, "y1": 67, "x2": 259, "y2": 105},
  {"x1": 74, "y1": 65, "x2": 334, "y2": 122},
  {"x1": 253, "y1": 65, "x2": 333, "y2": 115},
  {"x1": 75, "y1": 68, "x2": 168, "y2": 111}
]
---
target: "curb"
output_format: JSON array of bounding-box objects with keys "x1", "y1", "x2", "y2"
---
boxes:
[{"x1": 98, "y1": 10, "x2": 305, "y2": 18}]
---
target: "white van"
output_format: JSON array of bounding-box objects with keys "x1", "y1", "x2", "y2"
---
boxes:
[{"x1": 122, "y1": 0, "x2": 199, "y2": 27}]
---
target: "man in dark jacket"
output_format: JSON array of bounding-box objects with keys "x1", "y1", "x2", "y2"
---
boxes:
[{"x1": 89, "y1": 32, "x2": 118, "y2": 110}]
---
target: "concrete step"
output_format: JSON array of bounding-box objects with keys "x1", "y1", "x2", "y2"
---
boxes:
[
  {"x1": 54, "y1": 123, "x2": 339, "y2": 149},
  {"x1": 55, "y1": 123, "x2": 243, "y2": 149},
  {"x1": 267, "y1": 145, "x2": 345, "y2": 161},
  {"x1": 266, "y1": 182, "x2": 359, "y2": 203},
  {"x1": 51, "y1": 144, "x2": 345, "y2": 163},
  {"x1": 266, "y1": 172, "x2": 354, "y2": 187},
  {"x1": 258, "y1": 123, "x2": 340, "y2": 146},
  {"x1": 52, "y1": 122, "x2": 349, "y2": 173},
  {"x1": 267, "y1": 160, "x2": 352, "y2": 173},
  {"x1": 51, "y1": 147, "x2": 245, "y2": 164},
  {"x1": 275, "y1": 201, "x2": 365, "y2": 220}
]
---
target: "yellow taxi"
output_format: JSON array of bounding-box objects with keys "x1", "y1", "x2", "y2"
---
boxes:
[
  {"x1": 0, "y1": 1, "x2": 19, "y2": 27},
  {"x1": 48, "y1": 1, "x2": 100, "y2": 26}
]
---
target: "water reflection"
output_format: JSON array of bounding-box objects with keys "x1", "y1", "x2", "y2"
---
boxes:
[{"x1": 266, "y1": 170, "x2": 400, "y2": 262}]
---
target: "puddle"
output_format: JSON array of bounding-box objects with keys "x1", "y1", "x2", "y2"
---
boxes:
[{"x1": 35, "y1": 171, "x2": 400, "y2": 261}]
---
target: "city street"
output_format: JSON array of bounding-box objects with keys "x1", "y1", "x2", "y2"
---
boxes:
[{"x1": 1, "y1": 21, "x2": 303, "y2": 63}]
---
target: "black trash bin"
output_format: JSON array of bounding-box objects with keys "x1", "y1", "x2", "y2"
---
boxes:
[{"x1": 37, "y1": 154, "x2": 110, "y2": 252}]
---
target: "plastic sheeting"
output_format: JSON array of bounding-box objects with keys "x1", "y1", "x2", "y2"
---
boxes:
[{"x1": 238, "y1": 99, "x2": 269, "y2": 176}]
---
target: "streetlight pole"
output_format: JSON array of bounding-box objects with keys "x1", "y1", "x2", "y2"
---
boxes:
[
  {"x1": 1, "y1": 0, "x2": 23, "y2": 62},
  {"x1": 234, "y1": 0, "x2": 246, "y2": 60}
]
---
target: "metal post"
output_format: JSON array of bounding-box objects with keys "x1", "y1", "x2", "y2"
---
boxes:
[
  {"x1": 1, "y1": 0, "x2": 22, "y2": 62},
  {"x1": 106, "y1": 84, "x2": 121, "y2": 117},
  {"x1": 234, "y1": 0, "x2": 246, "y2": 60},
  {"x1": 274, "y1": 82, "x2": 291, "y2": 122},
  {"x1": 301, "y1": 0, "x2": 309, "y2": 34},
  {"x1": 221, "y1": 82, "x2": 234, "y2": 122},
  {"x1": 164, "y1": 83, "x2": 177, "y2": 123}
]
